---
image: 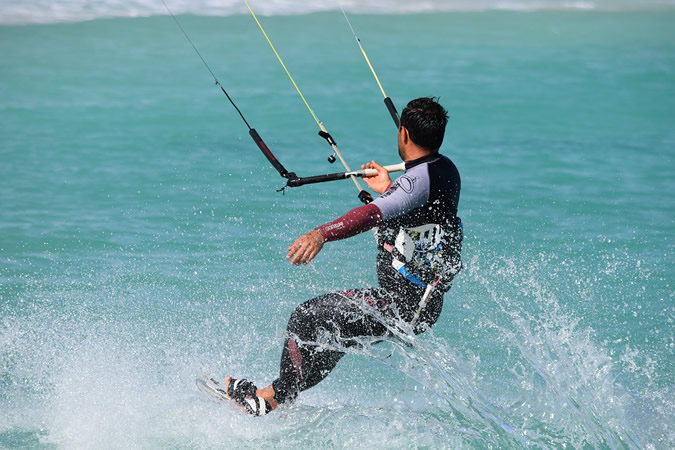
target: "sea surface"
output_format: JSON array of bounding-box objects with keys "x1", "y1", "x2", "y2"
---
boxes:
[{"x1": 1, "y1": 1, "x2": 674, "y2": 448}]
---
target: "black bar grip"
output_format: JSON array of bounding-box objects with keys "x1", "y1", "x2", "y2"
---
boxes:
[
  {"x1": 286, "y1": 174, "x2": 373, "y2": 205},
  {"x1": 286, "y1": 172, "x2": 348, "y2": 187},
  {"x1": 384, "y1": 97, "x2": 400, "y2": 128},
  {"x1": 249, "y1": 128, "x2": 290, "y2": 178}
]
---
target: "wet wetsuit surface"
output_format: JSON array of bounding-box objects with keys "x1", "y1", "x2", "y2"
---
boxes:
[{"x1": 273, "y1": 153, "x2": 463, "y2": 404}]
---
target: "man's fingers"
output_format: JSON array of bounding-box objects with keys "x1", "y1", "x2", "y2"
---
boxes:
[
  {"x1": 286, "y1": 242, "x2": 300, "y2": 259},
  {"x1": 287, "y1": 236, "x2": 302, "y2": 252},
  {"x1": 289, "y1": 240, "x2": 310, "y2": 265},
  {"x1": 305, "y1": 248, "x2": 318, "y2": 264},
  {"x1": 362, "y1": 160, "x2": 386, "y2": 176},
  {"x1": 370, "y1": 160, "x2": 388, "y2": 176},
  {"x1": 289, "y1": 247, "x2": 302, "y2": 264},
  {"x1": 291, "y1": 245, "x2": 313, "y2": 265},
  {"x1": 287, "y1": 239, "x2": 304, "y2": 261},
  {"x1": 287, "y1": 230, "x2": 324, "y2": 265}
]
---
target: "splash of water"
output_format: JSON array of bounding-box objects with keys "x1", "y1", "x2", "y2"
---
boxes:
[{"x1": 1, "y1": 238, "x2": 672, "y2": 448}]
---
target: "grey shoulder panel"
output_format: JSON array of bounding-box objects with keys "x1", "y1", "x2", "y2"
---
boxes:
[{"x1": 372, "y1": 163, "x2": 430, "y2": 221}]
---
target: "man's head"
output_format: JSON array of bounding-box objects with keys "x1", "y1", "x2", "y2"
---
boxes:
[{"x1": 398, "y1": 97, "x2": 448, "y2": 160}]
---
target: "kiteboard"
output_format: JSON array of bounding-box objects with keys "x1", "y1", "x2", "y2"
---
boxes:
[
  {"x1": 196, "y1": 374, "x2": 270, "y2": 415},
  {"x1": 195, "y1": 375, "x2": 230, "y2": 403}
]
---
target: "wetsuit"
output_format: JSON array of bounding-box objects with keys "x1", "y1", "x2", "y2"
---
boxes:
[{"x1": 273, "y1": 153, "x2": 463, "y2": 404}]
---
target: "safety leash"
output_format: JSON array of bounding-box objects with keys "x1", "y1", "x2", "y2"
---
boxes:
[{"x1": 411, "y1": 275, "x2": 442, "y2": 327}]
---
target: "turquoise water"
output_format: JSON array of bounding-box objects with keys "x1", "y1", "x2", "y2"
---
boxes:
[{"x1": 1, "y1": 9, "x2": 674, "y2": 449}]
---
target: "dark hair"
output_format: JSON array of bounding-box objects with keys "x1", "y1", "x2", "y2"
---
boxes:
[{"x1": 400, "y1": 97, "x2": 448, "y2": 152}]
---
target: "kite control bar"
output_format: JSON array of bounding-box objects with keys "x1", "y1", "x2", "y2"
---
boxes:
[{"x1": 286, "y1": 163, "x2": 405, "y2": 187}]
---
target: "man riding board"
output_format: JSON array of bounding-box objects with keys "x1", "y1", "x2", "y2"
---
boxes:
[{"x1": 223, "y1": 97, "x2": 463, "y2": 416}]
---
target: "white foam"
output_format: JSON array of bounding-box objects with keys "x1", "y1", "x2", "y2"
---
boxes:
[{"x1": 1, "y1": 0, "x2": 674, "y2": 25}]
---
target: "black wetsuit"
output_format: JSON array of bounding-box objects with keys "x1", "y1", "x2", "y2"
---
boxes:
[{"x1": 273, "y1": 153, "x2": 463, "y2": 404}]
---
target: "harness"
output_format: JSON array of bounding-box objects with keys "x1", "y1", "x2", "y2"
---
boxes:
[{"x1": 378, "y1": 220, "x2": 463, "y2": 325}]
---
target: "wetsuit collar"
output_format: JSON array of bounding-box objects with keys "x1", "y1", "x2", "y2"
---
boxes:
[{"x1": 405, "y1": 152, "x2": 442, "y2": 170}]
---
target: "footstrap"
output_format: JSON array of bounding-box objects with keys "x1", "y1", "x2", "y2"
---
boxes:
[
  {"x1": 243, "y1": 395, "x2": 272, "y2": 416},
  {"x1": 226, "y1": 378, "x2": 257, "y2": 401},
  {"x1": 227, "y1": 378, "x2": 272, "y2": 416}
]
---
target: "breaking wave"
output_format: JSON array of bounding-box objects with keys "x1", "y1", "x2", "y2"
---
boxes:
[{"x1": 2, "y1": 0, "x2": 675, "y2": 25}]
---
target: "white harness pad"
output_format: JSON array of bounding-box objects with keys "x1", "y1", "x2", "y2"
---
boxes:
[{"x1": 387, "y1": 223, "x2": 462, "y2": 288}]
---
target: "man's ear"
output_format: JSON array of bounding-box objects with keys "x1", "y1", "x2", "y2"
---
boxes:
[{"x1": 399, "y1": 126, "x2": 409, "y2": 144}]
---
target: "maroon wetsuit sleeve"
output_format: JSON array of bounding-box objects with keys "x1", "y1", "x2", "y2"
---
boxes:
[{"x1": 316, "y1": 203, "x2": 383, "y2": 242}]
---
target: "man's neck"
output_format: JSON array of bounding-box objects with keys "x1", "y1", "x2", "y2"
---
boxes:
[{"x1": 404, "y1": 146, "x2": 433, "y2": 162}]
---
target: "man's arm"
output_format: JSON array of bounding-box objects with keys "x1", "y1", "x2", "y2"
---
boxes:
[
  {"x1": 287, "y1": 203, "x2": 382, "y2": 265},
  {"x1": 286, "y1": 160, "x2": 397, "y2": 266}
]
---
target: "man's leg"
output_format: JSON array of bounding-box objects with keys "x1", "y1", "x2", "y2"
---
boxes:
[{"x1": 255, "y1": 288, "x2": 397, "y2": 410}]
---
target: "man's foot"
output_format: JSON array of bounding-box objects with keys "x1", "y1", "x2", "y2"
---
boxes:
[{"x1": 224, "y1": 376, "x2": 278, "y2": 416}]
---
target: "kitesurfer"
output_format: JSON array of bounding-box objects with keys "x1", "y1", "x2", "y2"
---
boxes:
[{"x1": 224, "y1": 97, "x2": 463, "y2": 415}]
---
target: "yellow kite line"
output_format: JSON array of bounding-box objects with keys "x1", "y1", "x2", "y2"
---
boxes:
[
  {"x1": 339, "y1": 4, "x2": 387, "y2": 99},
  {"x1": 242, "y1": 0, "x2": 366, "y2": 194},
  {"x1": 339, "y1": 4, "x2": 400, "y2": 128}
]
